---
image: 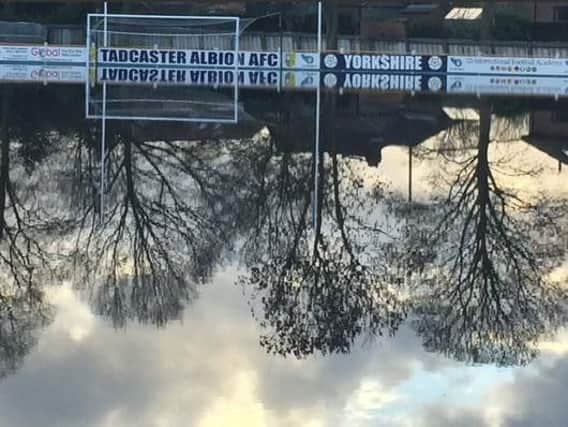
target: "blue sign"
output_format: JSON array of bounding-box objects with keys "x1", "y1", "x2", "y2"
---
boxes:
[
  {"x1": 321, "y1": 53, "x2": 447, "y2": 73},
  {"x1": 321, "y1": 72, "x2": 446, "y2": 93}
]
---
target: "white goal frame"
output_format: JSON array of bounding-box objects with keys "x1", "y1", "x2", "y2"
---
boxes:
[{"x1": 85, "y1": 12, "x2": 241, "y2": 123}]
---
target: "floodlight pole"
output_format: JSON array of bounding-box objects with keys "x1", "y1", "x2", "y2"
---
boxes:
[
  {"x1": 100, "y1": 1, "x2": 108, "y2": 221},
  {"x1": 313, "y1": 1, "x2": 323, "y2": 232}
]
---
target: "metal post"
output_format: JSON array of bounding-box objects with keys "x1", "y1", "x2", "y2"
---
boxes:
[
  {"x1": 408, "y1": 146, "x2": 413, "y2": 203},
  {"x1": 100, "y1": 1, "x2": 108, "y2": 221},
  {"x1": 317, "y1": 1, "x2": 323, "y2": 54},
  {"x1": 313, "y1": 1, "x2": 323, "y2": 231},
  {"x1": 234, "y1": 17, "x2": 240, "y2": 123},
  {"x1": 85, "y1": 14, "x2": 91, "y2": 118},
  {"x1": 103, "y1": 1, "x2": 108, "y2": 46}
]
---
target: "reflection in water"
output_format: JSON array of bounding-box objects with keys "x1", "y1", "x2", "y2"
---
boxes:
[
  {"x1": 0, "y1": 86, "x2": 55, "y2": 379},
  {"x1": 0, "y1": 84, "x2": 567, "y2": 384},
  {"x1": 238, "y1": 95, "x2": 407, "y2": 356},
  {"x1": 64, "y1": 125, "x2": 239, "y2": 327},
  {"x1": 402, "y1": 100, "x2": 568, "y2": 366}
]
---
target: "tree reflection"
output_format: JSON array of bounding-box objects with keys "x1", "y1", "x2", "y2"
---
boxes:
[
  {"x1": 0, "y1": 286, "x2": 52, "y2": 380},
  {"x1": 406, "y1": 100, "x2": 568, "y2": 366},
  {"x1": 0, "y1": 86, "x2": 55, "y2": 380},
  {"x1": 67, "y1": 124, "x2": 235, "y2": 327},
  {"x1": 238, "y1": 93, "x2": 407, "y2": 358}
]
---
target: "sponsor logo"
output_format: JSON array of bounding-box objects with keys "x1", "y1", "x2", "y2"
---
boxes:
[
  {"x1": 301, "y1": 54, "x2": 316, "y2": 65},
  {"x1": 323, "y1": 54, "x2": 339, "y2": 69},
  {"x1": 450, "y1": 79, "x2": 463, "y2": 90},
  {"x1": 323, "y1": 73, "x2": 338, "y2": 88},
  {"x1": 428, "y1": 56, "x2": 443, "y2": 71},
  {"x1": 300, "y1": 74, "x2": 315, "y2": 86},
  {"x1": 31, "y1": 47, "x2": 61, "y2": 58},
  {"x1": 427, "y1": 76, "x2": 443, "y2": 91},
  {"x1": 285, "y1": 53, "x2": 296, "y2": 68},
  {"x1": 449, "y1": 57, "x2": 463, "y2": 68},
  {"x1": 30, "y1": 69, "x2": 61, "y2": 79}
]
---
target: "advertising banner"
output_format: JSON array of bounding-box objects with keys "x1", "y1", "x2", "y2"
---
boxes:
[
  {"x1": 320, "y1": 71, "x2": 445, "y2": 93},
  {"x1": 0, "y1": 63, "x2": 86, "y2": 82},
  {"x1": 97, "y1": 67, "x2": 320, "y2": 89},
  {"x1": 97, "y1": 48, "x2": 320, "y2": 70},
  {"x1": 447, "y1": 75, "x2": 568, "y2": 97},
  {"x1": 0, "y1": 45, "x2": 86, "y2": 63},
  {"x1": 320, "y1": 53, "x2": 446, "y2": 73},
  {"x1": 447, "y1": 56, "x2": 568, "y2": 76}
]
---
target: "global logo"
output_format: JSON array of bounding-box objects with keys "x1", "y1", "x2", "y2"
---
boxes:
[
  {"x1": 31, "y1": 47, "x2": 61, "y2": 58},
  {"x1": 323, "y1": 54, "x2": 339, "y2": 69},
  {"x1": 449, "y1": 57, "x2": 463, "y2": 68},
  {"x1": 31, "y1": 69, "x2": 60, "y2": 79},
  {"x1": 427, "y1": 76, "x2": 443, "y2": 92},
  {"x1": 323, "y1": 73, "x2": 338, "y2": 88},
  {"x1": 428, "y1": 56, "x2": 443, "y2": 71}
]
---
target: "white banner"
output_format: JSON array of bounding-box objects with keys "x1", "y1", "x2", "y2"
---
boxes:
[
  {"x1": 97, "y1": 48, "x2": 320, "y2": 70},
  {"x1": 447, "y1": 75, "x2": 568, "y2": 97},
  {"x1": 97, "y1": 67, "x2": 320, "y2": 89},
  {"x1": 0, "y1": 45, "x2": 86, "y2": 63},
  {"x1": 0, "y1": 64, "x2": 86, "y2": 83},
  {"x1": 447, "y1": 56, "x2": 568, "y2": 76}
]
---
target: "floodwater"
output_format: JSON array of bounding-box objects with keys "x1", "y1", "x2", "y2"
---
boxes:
[
  {"x1": 0, "y1": 81, "x2": 567, "y2": 427},
  {"x1": 1, "y1": 2, "x2": 568, "y2": 427}
]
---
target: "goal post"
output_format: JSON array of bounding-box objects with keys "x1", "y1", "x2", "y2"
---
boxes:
[{"x1": 86, "y1": 13, "x2": 241, "y2": 123}]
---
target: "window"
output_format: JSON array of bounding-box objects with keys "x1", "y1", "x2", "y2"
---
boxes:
[{"x1": 554, "y1": 7, "x2": 568, "y2": 22}]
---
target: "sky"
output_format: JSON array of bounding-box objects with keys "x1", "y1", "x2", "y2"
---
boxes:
[{"x1": 0, "y1": 259, "x2": 567, "y2": 427}]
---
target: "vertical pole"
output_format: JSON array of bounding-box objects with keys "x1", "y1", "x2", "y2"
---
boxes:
[
  {"x1": 85, "y1": 14, "x2": 91, "y2": 118},
  {"x1": 313, "y1": 1, "x2": 323, "y2": 231},
  {"x1": 234, "y1": 17, "x2": 240, "y2": 123},
  {"x1": 317, "y1": 1, "x2": 323, "y2": 54},
  {"x1": 100, "y1": 1, "x2": 108, "y2": 221},
  {"x1": 103, "y1": 1, "x2": 108, "y2": 46},
  {"x1": 408, "y1": 146, "x2": 413, "y2": 203},
  {"x1": 405, "y1": 146, "x2": 414, "y2": 284}
]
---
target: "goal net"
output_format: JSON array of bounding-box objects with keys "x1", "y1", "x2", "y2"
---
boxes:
[
  {"x1": 87, "y1": 14, "x2": 240, "y2": 51},
  {"x1": 86, "y1": 13, "x2": 240, "y2": 123}
]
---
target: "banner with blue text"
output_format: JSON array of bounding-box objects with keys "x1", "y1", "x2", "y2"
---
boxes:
[{"x1": 96, "y1": 48, "x2": 320, "y2": 70}]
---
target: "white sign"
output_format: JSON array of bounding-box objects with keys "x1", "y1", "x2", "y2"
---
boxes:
[
  {"x1": 447, "y1": 75, "x2": 568, "y2": 97},
  {"x1": 97, "y1": 67, "x2": 320, "y2": 89},
  {"x1": 447, "y1": 56, "x2": 568, "y2": 76},
  {"x1": 97, "y1": 48, "x2": 319, "y2": 70},
  {"x1": 0, "y1": 45, "x2": 86, "y2": 63},
  {"x1": 0, "y1": 64, "x2": 86, "y2": 83}
]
